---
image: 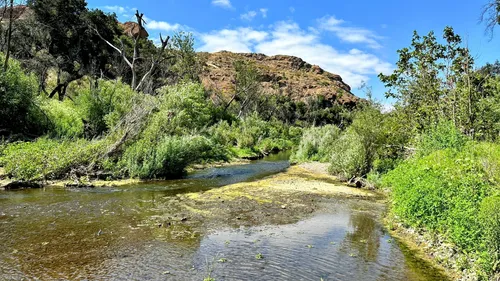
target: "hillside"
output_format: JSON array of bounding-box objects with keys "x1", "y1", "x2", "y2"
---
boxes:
[{"x1": 200, "y1": 51, "x2": 359, "y2": 106}]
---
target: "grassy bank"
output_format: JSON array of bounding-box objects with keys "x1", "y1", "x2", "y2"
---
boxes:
[{"x1": 382, "y1": 142, "x2": 500, "y2": 280}]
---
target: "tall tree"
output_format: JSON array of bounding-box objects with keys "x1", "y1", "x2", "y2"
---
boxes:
[
  {"x1": 30, "y1": 0, "x2": 120, "y2": 100},
  {"x1": 379, "y1": 27, "x2": 473, "y2": 132}
]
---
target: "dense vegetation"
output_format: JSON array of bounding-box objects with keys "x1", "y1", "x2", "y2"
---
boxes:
[
  {"x1": 290, "y1": 24, "x2": 500, "y2": 279},
  {"x1": 0, "y1": 0, "x2": 345, "y2": 180},
  {"x1": 1, "y1": 0, "x2": 500, "y2": 279}
]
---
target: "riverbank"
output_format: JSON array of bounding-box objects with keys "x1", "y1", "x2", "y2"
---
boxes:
[
  {"x1": 386, "y1": 217, "x2": 492, "y2": 281},
  {"x1": 0, "y1": 158, "x2": 256, "y2": 190}
]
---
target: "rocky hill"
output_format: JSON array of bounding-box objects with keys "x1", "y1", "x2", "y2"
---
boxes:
[{"x1": 200, "y1": 51, "x2": 359, "y2": 106}]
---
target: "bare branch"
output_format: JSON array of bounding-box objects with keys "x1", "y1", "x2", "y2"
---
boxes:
[
  {"x1": 480, "y1": 1, "x2": 500, "y2": 39},
  {"x1": 93, "y1": 27, "x2": 133, "y2": 69},
  {"x1": 135, "y1": 34, "x2": 171, "y2": 91}
]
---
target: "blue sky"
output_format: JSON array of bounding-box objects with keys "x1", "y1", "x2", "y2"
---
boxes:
[{"x1": 87, "y1": 0, "x2": 500, "y2": 101}]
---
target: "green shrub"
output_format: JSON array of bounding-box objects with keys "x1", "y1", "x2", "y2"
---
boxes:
[
  {"x1": 0, "y1": 53, "x2": 47, "y2": 136},
  {"x1": 328, "y1": 130, "x2": 367, "y2": 180},
  {"x1": 479, "y1": 195, "x2": 500, "y2": 273},
  {"x1": 208, "y1": 120, "x2": 235, "y2": 147},
  {"x1": 120, "y1": 135, "x2": 228, "y2": 179},
  {"x1": 151, "y1": 82, "x2": 215, "y2": 136},
  {"x1": 235, "y1": 113, "x2": 268, "y2": 148},
  {"x1": 40, "y1": 98, "x2": 84, "y2": 138},
  {"x1": 291, "y1": 125, "x2": 341, "y2": 162},
  {"x1": 382, "y1": 147, "x2": 494, "y2": 251},
  {"x1": 75, "y1": 79, "x2": 137, "y2": 137},
  {"x1": 0, "y1": 138, "x2": 107, "y2": 180},
  {"x1": 208, "y1": 113, "x2": 300, "y2": 158},
  {"x1": 327, "y1": 106, "x2": 392, "y2": 179},
  {"x1": 417, "y1": 120, "x2": 467, "y2": 156}
]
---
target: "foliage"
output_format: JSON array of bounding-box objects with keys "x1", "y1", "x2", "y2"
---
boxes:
[
  {"x1": 328, "y1": 130, "x2": 367, "y2": 180},
  {"x1": 296, "y1": 96, "x2": 354, "y2": 128},
  {"x1": 479, "y1": 195, "x2": 500, "y2": 273},
  {"x1": 481, "y1": 1, "x2": 500, "y2": 36},
  {"x1": 75, "y1": 79, "x2": 137, "y2": 137},
  {"x1": 144, "y1": 82, "x2": 215, "y2": 137},
  {"x1": 326, "y1": 105, "x2": 393, "y2": 179},
  {"x1": 379, "y1": 27, "x2": 473, "y2": 132},
  {"x1": 208, "y1": 113, "x2": 301, "y2": 158},
  {"x1": 226, "y1": 60, "x2": 262, "y2": 119},
  {"x1": 0, "y1": 138, "x2": 107, "y2": 181},
  {"x1": 0, "y1": 53, "x2": 47, "y2": 136},
  {"x1": 119, "y1": 135, "x2": 228, "y2": 179},
  {"x1": 382, "y1": 144, "x2": 499, "y2": 260},
  {"x1": 170, "y1": 32, "x2": 200, "y2": 82},
  {"x1": 40, "y1": 98, "x2": 84, "y2": 138},
  {"x1": 417, "y1": 120, "x2": 467, "y2": 156},
  {"x1": 291, "y1": 125, "x2": 341, "y2": 162},
  {"x1": 31, "y1": 0, "x2": 120, "y2": 99}
]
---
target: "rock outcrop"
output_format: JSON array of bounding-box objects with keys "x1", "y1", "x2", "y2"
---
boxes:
[
  {"x1": 119, "y1": 21, "x2": 149, "y2": 39},
  {"x1": 0, "y1": 5, "x2": 33, "y2": 21},
  {"x1": 200, "y1": 51, "x2": 359, "y2": 106}
]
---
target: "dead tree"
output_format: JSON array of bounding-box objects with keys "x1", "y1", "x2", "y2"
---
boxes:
[{"x1": 94, "y1": 10, "x2": 171, "y2": 92}]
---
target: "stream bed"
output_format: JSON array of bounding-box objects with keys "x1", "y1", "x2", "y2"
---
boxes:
[{"x1": 0, "y1": 153, "x2": 447, "y2": 280}]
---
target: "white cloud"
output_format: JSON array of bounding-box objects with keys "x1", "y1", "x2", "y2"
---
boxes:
[
  {"x1": 260, "y1": 8, "x2": 268, "y2": 18},
  {"x1": 199, "y1": 28, "x2": 268, "y2": 53},
  {"x1": 102, "y1": 5, "x2": 127, "y2": 14},
  {"x1": 147, "y1": 20, "x2": 182, "y2": 32},
  {"x1": 240, "y1": 11, "x2": 257, "y2": 21},
  {"x1": 198, "y1": 21, "x2": 392, "y2": 88},
  {"x1": 318, "y1": 16, "x2": 383, "y2": 49},
  {"x1": 212, "y1": 0, "x2": 232, "y2": 9}
]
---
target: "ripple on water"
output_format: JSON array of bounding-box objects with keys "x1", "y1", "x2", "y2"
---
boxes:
[{"x1": 0, "y1": 154, "x2": 446, "y2": 280}]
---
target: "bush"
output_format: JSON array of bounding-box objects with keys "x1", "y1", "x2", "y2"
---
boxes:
[
  {"x1": 152, "y1": 82, "x2": 215, "y2": 136},
  {"x1": 0, "y1": 138, "x2": 107, "y2": 181},
  {"x1": 291, "y1": 125, "x2": 341, "y2": 162},
  {"x1": 382, "y1": 146, "x2": 494, "y2": 252},
  {"x1": 327, "y1": 106, "x2": 388, "y2": 179},
  {"x1": 120, "y1": 135, "x2": 228, "y2": 179},
  {"x1": 417, "y1": 120, "x2": 467, "y2": 156},
  {"x1": 479, "y1": 195, "x2": 500, "y2": 274},
  {"x1": 208, "y1": 113, "x2": 300, "y2": 158},
  {"x1": 0, "y1": 53, "x2": 47, "y2": 136},
  {"x1": 75, "y1": 79, "x2": 137, "y2": 137},
  {"x1": 40, "y1": 98, "x2": 84, "y2": 138},
  {"x1": 328, "y1": 130, "x2": 367, "y2": 180}
]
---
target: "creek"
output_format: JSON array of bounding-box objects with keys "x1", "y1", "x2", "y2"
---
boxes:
[{"x1": 0, "y1": 153, "x2": 446, "y2": 280}]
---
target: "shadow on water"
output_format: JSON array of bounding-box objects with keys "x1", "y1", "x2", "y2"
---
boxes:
[{"x1": 0, "y1": 152, "x2": 447, "y2": 280}]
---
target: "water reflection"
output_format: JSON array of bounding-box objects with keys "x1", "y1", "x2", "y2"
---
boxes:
[{"x1": 0, "y1": 153, "x2": 447, "y2": 280}]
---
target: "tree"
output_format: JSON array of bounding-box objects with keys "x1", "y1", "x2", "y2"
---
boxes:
[
  {"x1": 379, "y1": 27, "x2": 474, "y2": 132},
  {"x1": 223, "y1": 60, "x2": 262, "y2": 119},
  {"x1": 170, "y1": 32, "x2": 200, "y2": 82},
  {"x1": 3, "y1": 0, "x2": 13, "y2": 71},
  {"x1": 481, "y1": 0, "x2": 500, "y2": 37},
  {"x1": 30, "y1": 0, "x2": 120, "y2": 100},
  {"x1": 95, "y1": 10, "x2": 171, "y2": 92}
]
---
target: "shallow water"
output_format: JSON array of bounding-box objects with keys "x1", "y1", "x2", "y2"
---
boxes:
[{"x1": 0, "y1": 153, "x2": 446, "y2": 280}]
